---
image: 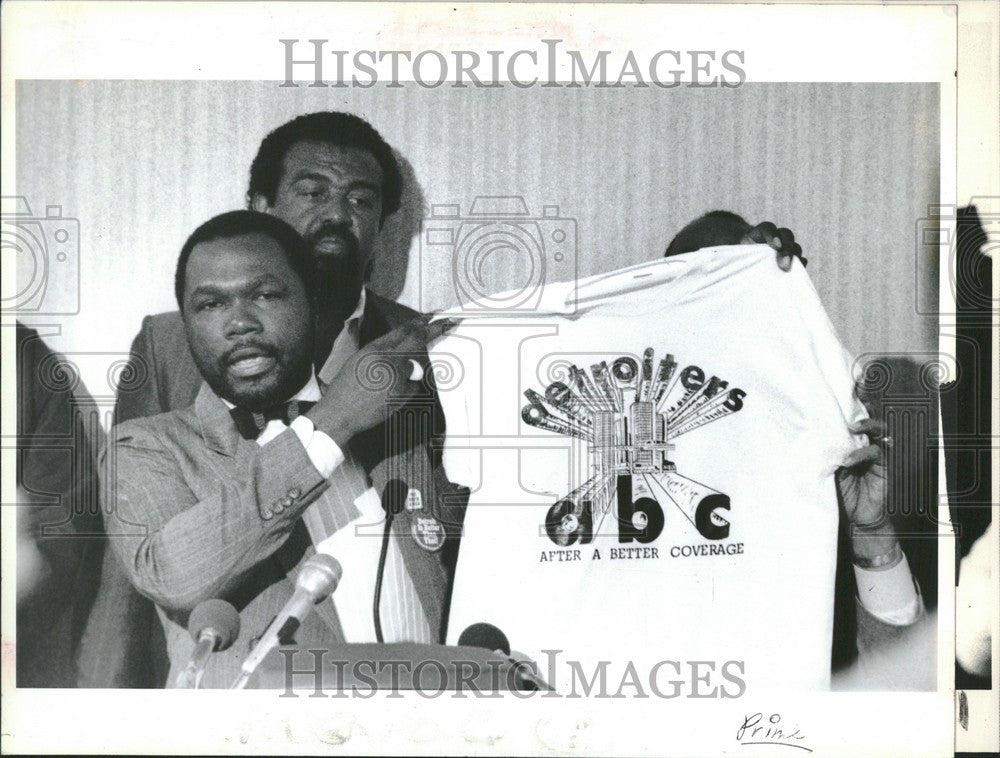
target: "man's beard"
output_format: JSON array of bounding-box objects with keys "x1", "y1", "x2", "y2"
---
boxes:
[
  {"x1": 195, "y1": 336, "x2": 314, "y2": 411},
  {"x1": 306, "y1": 223, "x2": 364, "y2": 291}
]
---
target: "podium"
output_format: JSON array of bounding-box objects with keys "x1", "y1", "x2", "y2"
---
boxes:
[{"x1": 249, "y1": 643, "x2": 534, "y2": 692}]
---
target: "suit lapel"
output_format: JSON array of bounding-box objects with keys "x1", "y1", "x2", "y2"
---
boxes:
[
  {"x1": 193, "y1": 382, "x2": 345, "y2": 639},
  {"x1": 373, "y1": 444, "x2": 447, "y2": 639},
  {"x1": 358, "y1": 289, "x2": 394, "y2": 347},
  {"x1": 194, "y1": 383, "x2": 242, "y2": 458},
  {"x1": 356, "y1": 293, "x2": 451, "y2": 639}
]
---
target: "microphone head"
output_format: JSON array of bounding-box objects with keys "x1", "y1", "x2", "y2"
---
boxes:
[
  {"x1": 297, "y1": 553, "x2": 343, "y2": 602},
  {"x1": 188, "y1": 599, "x2": 241, "y2": 651},
  {"x1": 458, "y1": 622, "x2": 511, "y2": 656},
  {"x1": 381, "y1": 478, "x2": 408, "y2": 517}
]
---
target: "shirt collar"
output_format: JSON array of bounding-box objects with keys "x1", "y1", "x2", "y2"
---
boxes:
[
  {"x1": 220, "y1": 371, "x2": 322, "y2": 410},
  {"x1": 346, "y1": 287, "x2": 367, "y2": 328}
]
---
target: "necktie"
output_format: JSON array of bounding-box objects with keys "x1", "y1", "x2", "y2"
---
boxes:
[{"x1": 229, "y1": 400, "x2": 316, "y2": 440}]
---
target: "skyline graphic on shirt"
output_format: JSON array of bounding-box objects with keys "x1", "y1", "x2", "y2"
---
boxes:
[{"x1": 520, "y1": 347, "x2": 746, "y2": 547}]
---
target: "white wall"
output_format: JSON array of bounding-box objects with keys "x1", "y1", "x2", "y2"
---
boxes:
[{"x1": 12, "y1": 80, "x2": 939, "y2": 409}]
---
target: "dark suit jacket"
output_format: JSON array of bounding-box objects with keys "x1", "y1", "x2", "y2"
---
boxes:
[
  {"x1": 16, "y1": 324, "x2": 103, "y2": 687},
  {"x1": 77, "y1": 290, "x2": 466, "y2": 688}
]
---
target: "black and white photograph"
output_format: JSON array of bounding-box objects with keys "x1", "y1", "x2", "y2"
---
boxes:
[{"x1": 1, "y1": 1, "x2": 996, "y2": 755}]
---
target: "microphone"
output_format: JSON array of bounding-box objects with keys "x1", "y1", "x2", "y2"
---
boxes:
[
  {"x1": 458, "y1": 622, "x2": 512, "y2": 656},
  {"x1": 175, "y1": 599, "x2": 240, "y2": 689},
  {"x1": 373, "y1": 478, "x2": 408, "y2": 643},
  {"x1": 231, "y1": 553, "x2": 343, "y2": 689},
  {"x1": 458, "y1": 622, "x2": 555, "y2": 692}
]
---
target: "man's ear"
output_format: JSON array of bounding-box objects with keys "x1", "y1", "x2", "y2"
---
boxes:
[{"x1": 250, "y1": 194, "x2": 270, "y2": 213}]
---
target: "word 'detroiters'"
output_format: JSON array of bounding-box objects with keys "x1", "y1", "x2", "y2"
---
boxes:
[{"x1": 521, "y1": 348, "x2": 746, "y2": 547}]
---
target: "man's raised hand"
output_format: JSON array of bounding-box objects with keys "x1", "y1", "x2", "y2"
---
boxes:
[
  {"x1": 308, "y1": 315, "x2": 457, "y2": 448},
  {"x1": 742, "y1": 221, "x2": 807, "y2": 271}
]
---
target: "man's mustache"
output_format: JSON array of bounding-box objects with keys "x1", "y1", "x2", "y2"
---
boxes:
[
  {"x1": 222, "y1": 340, "x2": 279, "y2": 366},
  {"x1": 307, "y1": 223, "x2": 360, "y2": 255}
]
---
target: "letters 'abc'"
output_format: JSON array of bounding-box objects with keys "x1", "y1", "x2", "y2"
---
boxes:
[{"x1": 521, "y1": 348, "x2": 746, "y2": 546}]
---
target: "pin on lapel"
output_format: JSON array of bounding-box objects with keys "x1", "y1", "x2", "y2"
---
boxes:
[
  {"x1": 411, "y1": 514, "x2": 445, "y2": 552},
  {"x1": 405, "y1": 487, "x2": 424, "y2": 512}
]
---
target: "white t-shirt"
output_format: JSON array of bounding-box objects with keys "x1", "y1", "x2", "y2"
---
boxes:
[{"x1": 434, "y1": 245, "x2": 869, "y2": 692}]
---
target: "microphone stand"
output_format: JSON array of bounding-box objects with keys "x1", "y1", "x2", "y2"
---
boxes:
[
  {"x1": 373, "y1": 479, "x2": 407, "y2": 643},
  {"x1": 176, "y1": 629, "x2": 218, "y2": 689}
]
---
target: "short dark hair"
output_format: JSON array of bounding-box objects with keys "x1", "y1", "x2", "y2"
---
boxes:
[
  {"x1": 174, "y1": 210, "x2": 314, "y2": 311},
  {"x1": 247, "y1": 111, "x2": 403, "y2": 222},
  {"x1": 664, "y1": 210, "x2": 751, "y2": 257}
]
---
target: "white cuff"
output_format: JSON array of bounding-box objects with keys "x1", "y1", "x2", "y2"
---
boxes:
[
  {"x1": 854, "y1": 552, "x2": 922, "y2": 626},
  {"x1": 289, "y1": 415, "x2": 345, "y2": 479}
]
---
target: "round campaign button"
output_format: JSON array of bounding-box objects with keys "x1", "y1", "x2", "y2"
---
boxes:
[{"x1": 411, "y1": 515, "x2": 445, "y2": 552}]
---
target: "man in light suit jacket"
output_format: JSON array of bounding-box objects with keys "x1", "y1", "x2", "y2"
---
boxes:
[
  {"x1": 78, "y1": 112, "x2": 463, "y2": 687},
  {"x1": 102, "y1": 210, "x2": 456, "y2": 687}
]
